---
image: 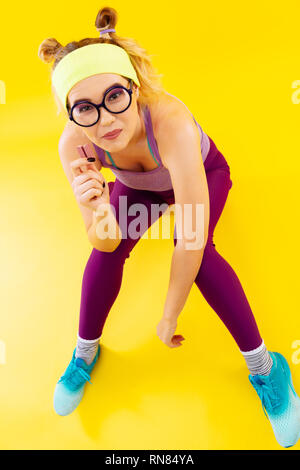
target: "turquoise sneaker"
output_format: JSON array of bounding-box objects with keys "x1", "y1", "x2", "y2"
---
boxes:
[
  {"x1": 53, "y1": 344, "x2": 101, "y2": 416},
  {"x1": 249, "y1": 351, "x2": 300, "y2": 448}
]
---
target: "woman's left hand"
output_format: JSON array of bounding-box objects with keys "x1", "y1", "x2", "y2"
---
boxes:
[{"x1": 156, "y1": 317, "x2": 185, "y2": 348}]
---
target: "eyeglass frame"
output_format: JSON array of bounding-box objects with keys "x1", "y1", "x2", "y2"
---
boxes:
[{"x1": 67, "y1": 79, "x2": 134, "y2": 127}]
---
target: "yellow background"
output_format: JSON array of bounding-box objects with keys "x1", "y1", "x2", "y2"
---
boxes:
[{"x1": 1, "y1": 0, "x2": 300, "y2": 450}]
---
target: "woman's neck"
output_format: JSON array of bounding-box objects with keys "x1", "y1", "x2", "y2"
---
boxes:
[
  {"x1": 109, "y1": 103, "x2": 147, "y2": 159},
  {"x1": 131, "y1": 103, "x2": 146, "y2": 147}
]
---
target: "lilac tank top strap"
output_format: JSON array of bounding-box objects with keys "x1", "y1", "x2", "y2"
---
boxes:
[{"x1": 143, "y1": 105, "x2": 163, "y2": 166}]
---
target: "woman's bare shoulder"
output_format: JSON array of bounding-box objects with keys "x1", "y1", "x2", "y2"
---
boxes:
[
  {"x1": 61, "y1": 119, "x2": 90, "y2": 142},
  {"x1": 148, "y1": 92, "x2": 194, "y2": 135}
]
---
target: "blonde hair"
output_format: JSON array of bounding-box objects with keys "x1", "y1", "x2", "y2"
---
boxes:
[{"x1": 38, "y1": 6, "x2": 165, "y2": 117}]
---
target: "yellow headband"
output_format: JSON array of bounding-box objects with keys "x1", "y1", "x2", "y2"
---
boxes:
[{"x1": 51, "y1": 43, "x2": 141, "y2": 111}]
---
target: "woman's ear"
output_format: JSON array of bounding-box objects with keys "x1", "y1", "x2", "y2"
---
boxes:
[{"x1": 135, "y1": 86, "x2": 139, "y2": 99}]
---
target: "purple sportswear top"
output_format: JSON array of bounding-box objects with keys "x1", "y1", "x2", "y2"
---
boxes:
[{"x1": 92, "y1": 93, "x2": 210, "y2": 191}]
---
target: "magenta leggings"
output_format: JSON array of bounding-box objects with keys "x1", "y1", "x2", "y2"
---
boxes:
[{"x1": 78, "y1": 137, "x2": 262, "y2": 352}]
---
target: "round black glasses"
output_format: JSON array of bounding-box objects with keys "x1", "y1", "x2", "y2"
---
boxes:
[{"x1": 68, "y1": 80, "x2": 134, "y2": 127}]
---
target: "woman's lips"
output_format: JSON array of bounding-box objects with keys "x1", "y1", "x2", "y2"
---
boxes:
[{"x1": 103, "y1": 129, "x2": 123, "y2": 140}]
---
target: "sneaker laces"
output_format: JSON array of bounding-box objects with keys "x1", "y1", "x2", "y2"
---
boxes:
[
  {"x1": 250, "y1": 375, "x2": 281, "y2": 419},
  {"x1": 58, "y1": 360, "x2": 93, "y2": 387}
]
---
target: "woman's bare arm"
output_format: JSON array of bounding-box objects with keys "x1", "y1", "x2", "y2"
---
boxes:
[
  {"x1": 58, "y1": 126, "x2": 103, "y2": 233},
  {"x1": 155, "y1": 106, "x2": 210, "y2": 321}
]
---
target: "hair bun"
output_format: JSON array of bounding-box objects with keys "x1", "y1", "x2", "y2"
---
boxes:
[
  {"x1": 95, "y1": 6, "x2": 118, "y2": 35},
  {"x1": 38, "y1": 38, "x2": 63, "y2": 64}
]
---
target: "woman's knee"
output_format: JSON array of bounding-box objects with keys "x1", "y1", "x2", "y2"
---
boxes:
[{"x1": 90, "y1": 238, "x2": 133, "y2": 265}]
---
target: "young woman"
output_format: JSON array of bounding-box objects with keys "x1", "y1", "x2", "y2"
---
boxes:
[{"x1": 38, "y1": 6, "x2": 300, "y2": 447}]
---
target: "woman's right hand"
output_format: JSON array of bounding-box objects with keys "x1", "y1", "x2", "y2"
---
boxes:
[{"x1": 70, "y1": 148, "x2": 110, "y2": 211}]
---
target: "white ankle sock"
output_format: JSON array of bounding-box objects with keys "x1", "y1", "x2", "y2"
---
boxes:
[
  {"x1": 240, "y1": 340, "x2": 273, "y2": 376},
  {"x1": 75, "y1": 334, "x2": 101, "y2": 365}
]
